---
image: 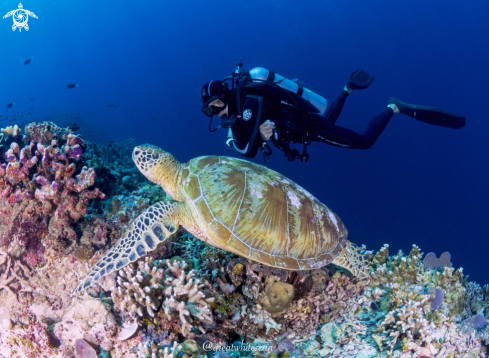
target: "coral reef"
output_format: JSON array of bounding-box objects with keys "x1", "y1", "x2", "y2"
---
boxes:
[{"x1": 1, "y1": 120, "x2": 489, "y2": 358}]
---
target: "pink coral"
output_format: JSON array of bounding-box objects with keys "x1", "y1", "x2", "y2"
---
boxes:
[{"x1": 0, "y1": 121, "x2": 104, "y2": 265}]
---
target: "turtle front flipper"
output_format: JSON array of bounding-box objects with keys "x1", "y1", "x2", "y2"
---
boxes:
[{"x1": 73, "y1": 201, "x2": 187, "y2": 295}]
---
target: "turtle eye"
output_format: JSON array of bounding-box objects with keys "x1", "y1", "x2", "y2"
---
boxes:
[{"x1": 134, "y1": 149, "x2": 141, "y2": 156}]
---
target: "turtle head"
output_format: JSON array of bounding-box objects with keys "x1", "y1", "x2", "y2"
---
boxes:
[
  {"x1": 132, "y1": 144, "x2": 182, "y2": 199},
  {"x1": 132, "y1": 144, "x2": 166, "y2": 176}
]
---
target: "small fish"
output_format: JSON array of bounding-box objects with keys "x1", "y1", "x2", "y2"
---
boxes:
[
  {"x1": 5, "y1": 103, "x2": 14, "y2": 108},
  {"x1": 106, "y1": 104, "x2": 118, "y2": 108},
  {"x1": 151, "y1": 117, "x2": 157, "y2": 120},
  {"x1": 24, "y1": 58, "x2": 32, "y2": 65},
  {"x1": 109, "y1": 140, "x2": 114, "y2": 143},
  {"x1": 70, "y1": 123, "x2": 80, "y2": 131},
  {"x1": 67, "y1": 84, "x2": 78, "y2": 89},
  {"x1": 27, "y1": 112, "x2": 30, "y2": 115},
  {"x1": 29, "y1": 98, "x2": 36, "y2": 101},
  {"x1": 108, "y1": 144, "x2": 113, "y2": 147}
]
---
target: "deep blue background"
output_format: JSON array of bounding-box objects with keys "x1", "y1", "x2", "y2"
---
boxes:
[{"x1": 1, "y1": 0, "x2": 488, "y2": 284}]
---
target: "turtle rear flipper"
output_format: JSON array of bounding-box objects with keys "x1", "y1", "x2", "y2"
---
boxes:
[
  {"x1": 331, "y1": 241, "x2": 369, "y2": 279},
  {"x1": 72, "y1": 201, "x2": 186, "y2": 295}
]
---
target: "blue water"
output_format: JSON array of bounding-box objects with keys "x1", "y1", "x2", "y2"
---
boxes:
[{"x1": 1, "y1": 0, "x2": 488, "y2": 284}]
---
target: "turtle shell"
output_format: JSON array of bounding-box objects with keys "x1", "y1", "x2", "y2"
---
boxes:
[{"x1": 180, "y1": 156, "x2": 347, "y2": 270}]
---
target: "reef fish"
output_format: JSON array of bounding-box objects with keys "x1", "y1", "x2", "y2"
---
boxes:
[
  {"x1": 29, "y1": 98, "x2": 36, "y2": 101},
  {"x1": 24, "y1": 58, "x2": 32, "y2": 65},
  {"x1": 106, "y1": 104, "x2": 118, "y2": 108},
  {"x1": 67, "y1": 84, "x2": 78, "y2": 89},
  {"x1": 5, "y1": 103, "x2": 14, "y2": 108}
]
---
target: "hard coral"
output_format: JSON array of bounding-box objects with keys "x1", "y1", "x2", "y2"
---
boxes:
[
  {"x1": 0, "y1": 121, "x2": 104, "y2": 264},
  {"x1": 138, "y1": 341, "x2": 181, "y2": 358},
  {"x1": 111, "y1": 257, "x2": 215, "y2": 337},
  {"x1": 111, "y1": 257, "x2": 165, "y2": 323},
  {"x1": 260, "y1": 275, "x2": 294, "y2": 317},
  {"x1": 160, "y1": 259, "x2": 214, "y2": 336}
]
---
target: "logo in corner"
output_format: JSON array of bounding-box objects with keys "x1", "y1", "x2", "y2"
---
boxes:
[
  {"x1": 3, "y1": 3, "x2": 38, "y2": 32},
  {"x1": 243, "y1": 109, "x2": 252, "y2": 121}
]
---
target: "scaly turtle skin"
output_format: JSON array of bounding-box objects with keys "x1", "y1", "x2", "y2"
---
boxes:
[{"x1": 73, "y1": 145, "x2": 368, "y2": 294}]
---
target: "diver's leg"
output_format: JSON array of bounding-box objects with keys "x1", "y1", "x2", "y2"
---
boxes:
[
  {"x1": 310, "y1": 108, "x2": 395, "y2": 149},
  {"x1": 325, "y1": 70, "x2": 375, "y2": 124},
  {"x1": 324, "y1": 90, "x2": 350, "y2": 124}
]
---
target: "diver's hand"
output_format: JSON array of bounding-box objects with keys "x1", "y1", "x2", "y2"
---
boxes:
[{"x1": 260, "y1": 120, "x2": 275, "y2": 141}]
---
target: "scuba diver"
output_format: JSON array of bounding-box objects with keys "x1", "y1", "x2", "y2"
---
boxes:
[{"x1": 200, "y1": 63, "x2": 465, "y2": 163}]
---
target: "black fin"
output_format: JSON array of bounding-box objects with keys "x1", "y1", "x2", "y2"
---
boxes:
[
  {"x1": 347, "y1": 69, "x2": 374, "y2": 90},
  {"x1": 389, "y1": 97, "x2": 466, "y2": 129}
]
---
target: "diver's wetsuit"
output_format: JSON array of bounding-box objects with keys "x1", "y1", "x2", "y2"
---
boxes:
[{"x1": 227, "y1": 90, "x2": 395, "y2": 158}]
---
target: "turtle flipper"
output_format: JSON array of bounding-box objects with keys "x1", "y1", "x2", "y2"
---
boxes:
[
  {"x1": 331, "y1": 241, "x2": 369, "y2": 279},
  {"x1": 72, "y1": 201, "x2": 183, "y2": 295}
]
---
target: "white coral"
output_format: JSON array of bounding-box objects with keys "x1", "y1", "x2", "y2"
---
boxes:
[
  {"x1": 378, "y1": 297, "x2": 432, "y2": 350},
  {"x1": 111, "y1": 257, "x2": 165, "y2": 323},
  {"x1": 161, "y1": 259, "x2": 214, "y2": 336},
  {"x1": 138, "y1": 341, "x2": 181, "y2": 358},
  {"x1": 111, "y1": 258, "x2": 214, "y2": 336}
]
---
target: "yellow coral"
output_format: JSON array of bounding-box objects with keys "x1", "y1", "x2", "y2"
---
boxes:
[
  {"x1": 260, "y1": 276, "x2": 294, "y2": 317},
  {"x1": 232, "y1": 262, "x2": 244, "y2": 276}
]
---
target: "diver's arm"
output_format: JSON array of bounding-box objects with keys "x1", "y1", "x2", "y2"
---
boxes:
[{"x1": 226, "y1": 131, "x2": 260, "y2": 158}]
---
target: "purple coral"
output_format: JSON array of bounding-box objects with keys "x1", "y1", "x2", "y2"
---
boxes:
[
  {"x1": 423, "y1": 251, "x2": 452, "y2": 270},
  {"x1": 0, "y1": 121, "x2": 104, "y2": 263},
  {"x1": 65, "y1": 144, "x2": 83, "y2": 160},
  {"x1": 428, "y1": 287, "x2": 444, "y2": 310},
  {"x1": 473, "y1": 313, "x2": 487, "y2": 330},
  {"x1": 74, "y1": 339, "x2": 97, "y2": 358}
]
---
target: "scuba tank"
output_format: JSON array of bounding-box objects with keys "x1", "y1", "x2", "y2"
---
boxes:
[
  {"x1": 224, "y1": 63, "x2": 328, "y2": 117},
  {"x1": 248, "y1": 67, "x2": 327, "y2": 116}
]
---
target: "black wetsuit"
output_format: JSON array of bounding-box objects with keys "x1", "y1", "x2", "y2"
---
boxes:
[{"x1": 227, "y1": 90, "x2": 395, "y2": 158}]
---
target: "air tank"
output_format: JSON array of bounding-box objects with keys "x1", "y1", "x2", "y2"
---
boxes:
[{"x1": 249, "y1": 67, "x2": 327, "y2": 116}]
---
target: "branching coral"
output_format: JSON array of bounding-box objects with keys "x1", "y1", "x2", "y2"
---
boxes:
[
  {"x1": 0, "y1": 121, "x2": 104, "y2": 266},
  {"x1": 138, "y1": 341, "x2": 181, "y2": 358},
  {"x1": 111, "y1": 257, "x2": 215, "y2": 336},
  {"x1": 0, "y1": 124, "x2": 21, "y2": 142},
  {"x1": 161, "y1": 259, "x2": 214, "y2": 336},
  {"x1": 373, "y1": 296, "x2": 433, "y2": 351},
  {"x1": 111, "y1": 257, "x2": 165, "y2": 323}
]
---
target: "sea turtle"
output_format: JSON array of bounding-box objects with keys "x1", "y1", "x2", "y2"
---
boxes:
[{"x1": 73, "y1": 145, "x2": 368, "y2": 294}]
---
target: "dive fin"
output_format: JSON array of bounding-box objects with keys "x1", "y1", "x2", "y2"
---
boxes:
[
  {"x1": 347, "y1": 69, "x2": 374, "y2": 90},
  {"x1": 389, "y1": 97, "x2": 466, "y2": 129}
]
